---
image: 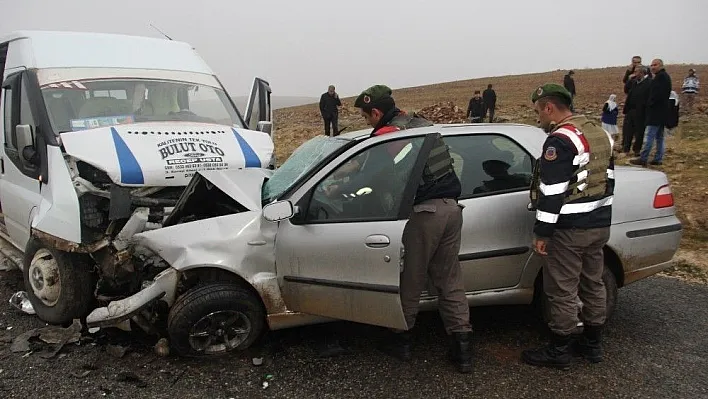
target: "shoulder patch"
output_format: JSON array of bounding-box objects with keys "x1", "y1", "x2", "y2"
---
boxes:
[{"x1": 544, "y1": 146, "x2": 558, "y2": 161}]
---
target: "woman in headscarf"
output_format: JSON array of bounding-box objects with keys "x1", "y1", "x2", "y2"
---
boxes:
[
  {"x1": 601, "y1": 94, "x2": 619, "y2": 141},
  {"x1": 666, "y1": 91, "x2": 680, "y2": 138}
]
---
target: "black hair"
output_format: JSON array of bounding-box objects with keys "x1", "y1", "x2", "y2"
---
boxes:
[{"x1": 537, "y1": 95, "x2": 570, "y2": 110}]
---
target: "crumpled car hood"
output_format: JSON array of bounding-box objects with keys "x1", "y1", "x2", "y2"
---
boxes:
[{"x1": 60, "y1": 122, "x2": 274, "y2": 187}]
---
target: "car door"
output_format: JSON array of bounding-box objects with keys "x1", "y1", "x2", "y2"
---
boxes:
[
  {"x1": 441, "y1": 133, "x2": 536, "y2": 293},
  {"x1": 0, "y1": 71, "x2": 45, "y2": 250},
  {"x1": 276, "y1": 134, "x2": 436, "y2": 329},
  {"x1": 243, "y1": 77, "x2": 272, "y2": 135}
]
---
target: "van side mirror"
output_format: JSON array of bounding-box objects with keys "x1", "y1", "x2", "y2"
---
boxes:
[
  {"x1": 257, "y1": 120, "x2": 273, "y2": 135},
  {"x1": 16, "y1": 125, "x2": 38, "y2": 165}
]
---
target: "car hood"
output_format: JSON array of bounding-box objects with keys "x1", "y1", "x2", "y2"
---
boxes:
[{"x1": 60, "y1": 122, "x2": 274, "y2": 187}]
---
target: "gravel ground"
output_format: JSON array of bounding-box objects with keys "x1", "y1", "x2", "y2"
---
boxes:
[{"x1": 0, "y1": 270, "x2": 706, "y2": 399}]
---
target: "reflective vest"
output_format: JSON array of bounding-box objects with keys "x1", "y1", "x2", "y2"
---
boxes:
[{"x1": 530, "y1": 115, "x2": 613, "y2": 207}]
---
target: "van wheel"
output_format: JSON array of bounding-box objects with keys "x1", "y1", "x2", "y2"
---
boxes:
[
  {"x1": 538, "y1": 266, "x2": 618, "y2": 326},
  {"x1": 167, "y1": 283, "x2": 265, "y2": 357},
  {"x1": 23, "y1": 240, "x2": 95, "y2": 325}
]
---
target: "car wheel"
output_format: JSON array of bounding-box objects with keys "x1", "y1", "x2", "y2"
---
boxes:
[
  {"x1": 23, "y1": 239, "x2": 96, "y2": 325},
  {"x1": 167, "y1": 283, "x2": 265, "y2": 357},
  {"x1": 539, "y1": 266, "x2": 619, "y2": 326}
]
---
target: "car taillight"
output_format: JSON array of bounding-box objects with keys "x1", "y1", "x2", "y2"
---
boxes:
[{"x1": 653, "y1": 185, "x2": 674, "y2": 208}]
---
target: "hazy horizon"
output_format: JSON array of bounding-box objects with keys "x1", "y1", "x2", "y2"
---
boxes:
[{"x1": 2, "y1": 0, "x2": 707, "y2": 98}]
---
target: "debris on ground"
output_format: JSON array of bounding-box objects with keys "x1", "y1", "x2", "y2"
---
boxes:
[
  {"x1": 252, "y1": 357, "x2": 263, "y2": 366},
  {"x1": 70, "y1": 370, "x2": 92, "y2": 379},
  {"x1": 416, "y1": 102, "x2": 468, "y2": 124},
  {"x1": 106, "y1": 344, "x2": 128, "y2": 358},
  {"x1": 10, "y1": 319, "x2": 82, "y2": 355},
  {"x1": 9, "y1": 291, "x2": 35, "y2": 315},
  {"x1": 154, "y1": 338, "x2": 169, "y2": 357},
  {"x1": 116, "y1": 371, "x2": 148, "y2": 388}
]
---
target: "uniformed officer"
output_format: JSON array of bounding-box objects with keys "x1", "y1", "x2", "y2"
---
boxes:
[
  {"x1": 353, "y1": 85, "x2": 473, "y2": 373},
  {"x1": 522, "y1": 83, "x2": 615, "y2": 369}
]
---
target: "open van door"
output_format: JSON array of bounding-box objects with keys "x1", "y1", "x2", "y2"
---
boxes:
[{"x1": 243, "y1": 77, "x2": 273, "y2": 136}]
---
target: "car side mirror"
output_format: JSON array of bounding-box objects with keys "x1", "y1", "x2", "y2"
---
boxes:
[
  {"x1": 262, "y1": 200, "x2": 295, "y2": 222},
  {"x1": 257, "y1": 120, "x2": 273, "y2": 135}
]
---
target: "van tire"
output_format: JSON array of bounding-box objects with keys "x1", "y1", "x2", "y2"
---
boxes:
[
  {"x1": 538, "y1": 266, "x2": 618, "y2": 326},
  {"x1": 167, "y1": 283, "x2": 265, "y2": 357},
  {"x1": 23, "y1": 239, "x2": 95, "y2": 325}
]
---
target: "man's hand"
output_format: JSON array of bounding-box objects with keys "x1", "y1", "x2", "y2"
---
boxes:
[{"x1": 533, "y1": 237, "x2": 548, "y2": 256}]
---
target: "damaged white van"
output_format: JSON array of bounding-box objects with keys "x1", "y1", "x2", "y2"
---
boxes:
[{"x1": 0, "y1": 30, "x2": 275, "y2": 324}]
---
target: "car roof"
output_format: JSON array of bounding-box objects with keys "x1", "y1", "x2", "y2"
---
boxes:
[{"x1": 339, "y1": 123, "x2": 546, "y2": 156}]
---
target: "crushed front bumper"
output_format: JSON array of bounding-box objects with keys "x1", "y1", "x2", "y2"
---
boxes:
[{"x1": 86, "y1": 268, "x2": 179, "y2": 328}]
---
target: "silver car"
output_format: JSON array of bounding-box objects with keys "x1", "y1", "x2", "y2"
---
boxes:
[{"x1": 86, "y1": 123, "x2": 682, "y2": 357}]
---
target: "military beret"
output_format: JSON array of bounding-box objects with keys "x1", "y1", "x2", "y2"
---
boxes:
[
  {"x1": 531, "y1": 83, "x2": 573, "y2": 104},
  {"x1": 354, "y1": 84, "x2": 393, "y2": 108}
]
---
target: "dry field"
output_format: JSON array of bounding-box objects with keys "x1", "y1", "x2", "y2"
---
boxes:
[{"x1": 273, "y1": 64, "x2": 708, "y2": 282}]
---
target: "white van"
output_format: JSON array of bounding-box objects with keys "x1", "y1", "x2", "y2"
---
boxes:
[{"x1": 0, "y1": 30, "x2": 275, "y2": 324}]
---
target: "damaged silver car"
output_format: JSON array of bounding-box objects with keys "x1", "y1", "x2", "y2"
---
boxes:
[{"x1": 86, "y1": 124, "x2": 682, "y2": 357}]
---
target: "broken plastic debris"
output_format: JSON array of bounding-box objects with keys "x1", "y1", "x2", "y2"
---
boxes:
[
  {"x1": 88, "y1": 327, "x2": 100, "y2": 334},
  {"x1": 10, "y1": 319, "x2": 82, "y2": 353},
  {"x1": 106, "y1": 344, "x2": 128, "y2": 358},
  {"x1": 252, "y1": 357, "x2": 263, "y2": 366},
  {"x1": 9, "y1": 291, "x2": 35, "y2": 315},
  {"x1": 262, "y1": 382, "x2": 269, "y2": 390}
]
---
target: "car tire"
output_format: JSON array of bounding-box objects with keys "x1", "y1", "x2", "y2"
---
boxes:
[
  {"x1": 167, "y1": 283, "x2": 265, "y2": 357},
  {"x1": 23, "y1": 239, "x2": 96, "y2": 325},
  {"x1": 539, "y1": 266, "x2": 619, "y2": 326}
]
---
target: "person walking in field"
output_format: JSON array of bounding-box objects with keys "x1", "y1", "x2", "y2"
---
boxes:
[{"x1": 601, "y1": 94, "x2": 619, "y2": 141}]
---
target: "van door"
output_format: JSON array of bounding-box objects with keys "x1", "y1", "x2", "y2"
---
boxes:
[
  {"x1": 243, "y1": 77, "x2": 272, "y2": 135},
  {"x1": 0, "y1": 43, "x2": 8, "y2": 237},
  {"x1": 0, "y1": 72, "x2": 44, "y2": 250}
]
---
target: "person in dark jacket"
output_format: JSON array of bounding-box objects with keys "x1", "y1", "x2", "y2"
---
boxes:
[
  {"x1": 482, "y1": 84, "x2": 497, "y2": 123},
  {"x1": 631, "y1": 59, "x2": 672, "y2": 166},
  {"x1": 467, "y1": 91, "x2": 485, "y2": 123},
  {"x1": 622, "y1": 66, "x2": 651, "y2": 157},
  {"x1": 623, "y1": 56, "x2": 642, "y2": 94},
  {"x1": 563, "y1": 71, "x2": 576, "y2": 111},
  {"x1": 319, "y1": 85, "x2": 342, "y2": 136}
]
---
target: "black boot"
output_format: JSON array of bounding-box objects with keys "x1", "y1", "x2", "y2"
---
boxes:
[
  {"x1": 521, "y1": 333, "x2": 573, "y2": 370},
  {"x1": 378, "y1": 330, "x2": 412, "y2": 361},
  {"x1": 448, "y1": 332, "x2": 473, "y2": 374},
  {"x1": 574, "y1": 324, "x2": 604, "y2": 363}
]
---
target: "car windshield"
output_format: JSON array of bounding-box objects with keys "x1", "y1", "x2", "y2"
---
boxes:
[
  {"x1": 262, "y1": 135, "x2": 350, "y2": 204},
  {"x1": 40, "y1": 77, "x2": 244, "y2": 133}
]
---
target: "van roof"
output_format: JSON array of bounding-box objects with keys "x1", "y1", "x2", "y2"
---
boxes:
[{"x1": 0, "y1": 30, "x2": 214, "y2": 75}]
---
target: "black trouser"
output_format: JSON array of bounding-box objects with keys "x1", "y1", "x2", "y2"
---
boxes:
[
  {"x1": 487, "y1": 106, "x2": 495, "y2": 123},
  {"x1": 621, "y1": 110, "x2": 644, "y2": 155},
  {"x1": 323, "y1": 114, "x2": 339, "y2": 137}
]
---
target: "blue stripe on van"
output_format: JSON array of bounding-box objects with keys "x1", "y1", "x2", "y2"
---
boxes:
[
  {"x1": 232, "y1": 128, "x2": 261, "y2": 168},
  {"x1": 111, "y1": 127, "x2": 144, "y2": 184}
]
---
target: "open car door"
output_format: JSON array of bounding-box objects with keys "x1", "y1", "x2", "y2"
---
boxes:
[
  {"x1": 243, "y1": 77, "x2": 273, "y2": 136},
  {"x1": 273, "y1": 133, "x2": 442, "y2": 329}
]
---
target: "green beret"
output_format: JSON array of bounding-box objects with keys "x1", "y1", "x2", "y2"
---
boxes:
[
  {"x1": 354, "y1": 84, "x2": 393, "y2": 108},
  {"x1": 531, "y1": 83, "x2": 572, "y2": 104}
]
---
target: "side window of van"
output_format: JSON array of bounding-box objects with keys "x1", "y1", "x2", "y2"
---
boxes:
[
  {"x1": 19, "y1": 75, "x2": 37, "y2": 134},
  {"x1": 3, "y1": 87, "x2": 11, "y2": 148}
]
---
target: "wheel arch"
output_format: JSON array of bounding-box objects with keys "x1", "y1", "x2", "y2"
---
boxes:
[{"x1": 179, "y1": 266, "x2": 268, "y2": 316}]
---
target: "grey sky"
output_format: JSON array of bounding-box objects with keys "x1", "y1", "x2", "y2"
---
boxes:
[{"x1": 2, "y1": 0, "x2": 707, "y2": 98}]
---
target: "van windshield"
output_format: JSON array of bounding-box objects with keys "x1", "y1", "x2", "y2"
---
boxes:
[{"x1": 40, "y1": 77, "x2": 244, "y2": 133}]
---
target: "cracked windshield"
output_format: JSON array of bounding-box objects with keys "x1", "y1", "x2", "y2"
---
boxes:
[
  {"x1": 40, "y1": 77, "x2": 243, "y2": 133},
  {"x1": 262, "y1": 135, "x2": 349, "y2": 203}
]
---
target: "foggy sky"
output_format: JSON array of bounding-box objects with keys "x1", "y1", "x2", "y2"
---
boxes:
[{"x1": 2, "y1": 0, "x2": 706, "y2": 98}]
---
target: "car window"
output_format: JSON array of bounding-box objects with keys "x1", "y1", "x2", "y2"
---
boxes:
[
  {"x1": 305, "y1": 136, "x2": 425, "y2": 223},
  {"x1": 444, "y1": 134, "x2": 533, "y2": 198}
]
